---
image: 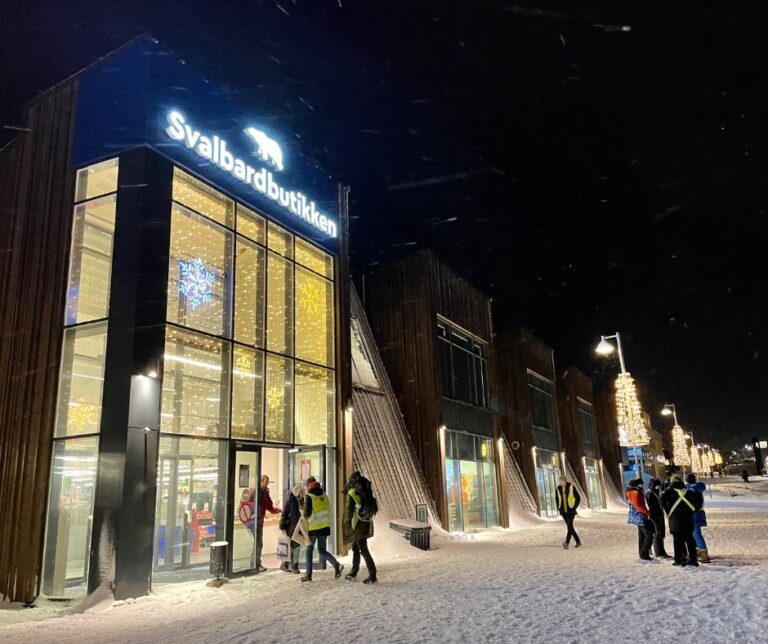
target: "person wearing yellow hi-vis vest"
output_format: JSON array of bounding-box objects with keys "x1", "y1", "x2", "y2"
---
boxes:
[
  {"x1": 342, "y1": 471, "x2": 377, "y2": 584},
  {"x1": 301, "y1": 480, "x2": 343, "y2": 582},
  {"x1": 661, "y1": 475, "x2": 703, "y2": 567},
  {"x1": 555, "y1": 477, "x2": 581, "y2": 549}
]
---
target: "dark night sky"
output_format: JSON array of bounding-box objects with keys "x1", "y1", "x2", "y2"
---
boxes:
[{"x1": 2, "y1": 1, "x2": 766, "y2": 451}]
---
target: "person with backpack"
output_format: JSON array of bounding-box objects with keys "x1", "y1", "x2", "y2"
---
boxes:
[
  {"x1": 343, "y1": 471, "x2": 378, "y2": 584},
  {"x1": 555, "y1": 477, "x2": 581, "y2": 549},
  {"x1": 625, "y1": 478, "x2": 654, "y2": 561},
  {"x1": 662, "y1": 475, "x2": 704, "y2": 567},
  {"x1": 686, "y1": 473, "x2": 710, "y2": 563},
  {"x1": 279, "y1": 484, "x2": 303, "y2": 574},
  {"x1": 645, "y1": 478, "x2": 671, "y2": 558},
  {"x1": 301, "y1": 480, "x2": 343, "y2": 582}
]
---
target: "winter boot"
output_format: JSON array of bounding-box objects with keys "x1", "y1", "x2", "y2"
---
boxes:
[
  {"x1": 574, "y1": 541, "x2": 582, "y2": 549},
  {"x1": 334, "y1": 563, "x2": 344, "y2": 579},
  {"x1": 345, "y1": 571, "x2": 358, "y2": 581},
  {"x1": 301, "y1": 574, "x2": 312, "y2": 582},
  {"x1": 697, "y1": 548, "x2": 711, "y2": 563},
  {"x1": 362, "y1": 575, "x2": 378, "y2": 584},
  {"x1": 562, "y1": 541, "x2": 569, "y2": 549},
  {"x1": 280, "y1": 561, "x2": 290, "y2": 572},
  {"x1": 290, "y1": 563, "x2": 300, "y2": 574}
]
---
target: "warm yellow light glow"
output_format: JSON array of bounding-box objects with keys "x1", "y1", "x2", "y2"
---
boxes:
[
  {"x1": 690, "y1": 445, "x2": 702, "y2": 473},
  {"x1": 615, "y1": 372, "x2": 650, "y2": 447},
  {"x1": 660, "y1": 407, "x2": 673, "y2": 416},
  {"x1": 595, "y1": 337, "x2": 615, "y2": 355},
  {"x1": 671, "y1": 424, "x2": 690, "y2": 467}
]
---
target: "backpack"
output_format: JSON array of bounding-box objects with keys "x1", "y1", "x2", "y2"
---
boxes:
[{"x1": 356, "y1": 479, "x2": 378, "y2": 521}]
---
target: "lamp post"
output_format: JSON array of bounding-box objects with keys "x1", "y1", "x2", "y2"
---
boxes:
[
  {"x1": 596, "y1": 332, "x2": 647, "y2": 480},
  {"x1": 661, "y1": 403, "x2": 688, "y2": 480}
]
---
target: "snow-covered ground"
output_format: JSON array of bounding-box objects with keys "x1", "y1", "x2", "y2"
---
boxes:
[{"x1": 3, "y1": 477, "x2": 768, "y2": 643}]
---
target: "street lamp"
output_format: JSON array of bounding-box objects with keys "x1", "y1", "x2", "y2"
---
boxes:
[{"x1": 595, "y1": 332, "x2": 647, "y2": 479}]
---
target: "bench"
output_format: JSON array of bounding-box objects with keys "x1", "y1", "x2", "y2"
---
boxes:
[{"x1": 389, "y1": 520, "x2": 431, "y2": 550}]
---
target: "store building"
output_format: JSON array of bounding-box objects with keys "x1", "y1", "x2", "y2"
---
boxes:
[
  {"x1": 0, "y1": 37, "x2": 351, "y2": 603},
  {"x1": 494, "y1": 327, "x2": 564, "y2": 518},
  {"x1": 557, "y1": 367, "x2": 606, "y2": 509},
  {"x1": 364, "y1": 251, "x2": 507, "y2": 531}
]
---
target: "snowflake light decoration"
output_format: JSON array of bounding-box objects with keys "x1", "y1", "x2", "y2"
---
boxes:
[
  {"x1": 298, "y1": 280, "x2": 323, "y2": 318},
  {"x1": 179, "y1": 258, "x2": 215, "y2": 310},
  {"x1": 266, "y1": 386, "x2": 282, "y2": 410}
]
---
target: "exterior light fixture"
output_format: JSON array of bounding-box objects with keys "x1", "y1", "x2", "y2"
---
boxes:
[{"x1": 595, "y1": 337, "x2": 615, "y2": 356}]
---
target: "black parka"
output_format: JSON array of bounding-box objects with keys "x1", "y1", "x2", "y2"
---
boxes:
[{"x1": 661, "y1": 480, "x2": 703, "y2": 533}]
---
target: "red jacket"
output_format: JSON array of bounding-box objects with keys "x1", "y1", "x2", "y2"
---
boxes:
[{"x1": 626, "y1": 488, "x2": 649, "y2": 517}]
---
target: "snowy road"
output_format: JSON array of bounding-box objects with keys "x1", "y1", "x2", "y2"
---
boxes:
[{"x1": 3, "y1": 485, "x2": 768, "y2": 643}]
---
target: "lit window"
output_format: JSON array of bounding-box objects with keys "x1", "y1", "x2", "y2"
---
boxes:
[
  {"x1": 267, "y1": 221, "x2": 293, "y2": 258},
  {"x1": 234, "y1": 238, "x2": 265, "y2": 347},
  {"x1": 265, "y1": 354, "x2": 293, "y2": 442},
  {"x1": 295, "y1": 266, "x2": 334, "y2": 367},
  {"x1": 295, "y1": 238, "x2": 333, "y2": 279},
  {"x1": 236, "y1": 204, "x2": 265, "y2": 244},
  {"x1": 266, "y1": 252, "x2": 293, "y2": 354},
  {"x1": 41, "y1": 436, "x2": 99, "y2": 597},
  {"x1": 295, "y1": 362, "x2": 335, "y2": 446},
  {"x1": 55, "y1": 322, "x2": 108, "y2": 437},
  {"x1": 231, "y1": 346, "x2": 264, "y2": 440},
  {"x1": 172, "y1": 167, "x2": 234, "y2": 227},
  {"x1": 161, "y1": 326, "x2": 230, "y2": 438},
  {"x1": 65, "y1": 195, "x2": 116, "y2": 325},
  {"x1": 75, "y1": 158, "x2": 118, "y2": 203},
  {"x1": 167, "y1": 204, "x2": 233, "y2": 337}
]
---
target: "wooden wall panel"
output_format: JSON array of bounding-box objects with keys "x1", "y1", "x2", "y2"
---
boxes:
[
  {"x1": 594, "y1": 380, "x2": 624, "y2": 491},
  {"x1": 557, "y1": 367, "x2": 594, "y2": 491},
  {"x1": 0, "y1": 84, "x2": 76, "y2": 603},
  {"x1": 364, "y1": 250, "x2": 493, "y2": 525}
]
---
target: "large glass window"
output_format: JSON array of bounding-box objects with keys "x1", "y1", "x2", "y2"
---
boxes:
[
  {"x1": 295, "y1": 362, "x2": 335, "y2": 446},
  {"x1": 167, "y1": 204, "x2": 233, "y2": 338},
  {"x1": 295, "y1": 266, "x2": 334, "y2": 367},
  {"x1": 295, "y1": 237, "x2": 334, "y2": 279},
  {"x1": 436, "y1": 320, "x2": 489, "y2": 408},
  {"x1": 529, "y1": 373, "x2": 555, "y2": 430},
  {"x1": 231, "y1": 346, "x2": 264, "y2": 440},
  {"x1": 153, "y1": 436, "x2": 227, "y2": 580},
  {"x1": 55, "y1": 322, "x2": 108, "y2": 437},
  {"x1": 65, "y1": 195, "x2": 116, "y2": 325},
  {"x1": 578, "y1": 399, "x2": 597, "y2": 458},
  {"x1": 584, "y1": 457, "x2": 605, "y2": 509},
  {"x1": 75, "y1": 158, "x2": 118, "y2": 203},
  {"x1": 265, "y1": 354, "x2": 293, "y2": 442},
  {"x1": 444, "y1": 429, "x2": 498, "y2": 531},
  {"x1": 234, "y1": 238, "x2": 265, "y2": 347},
  {"x1": 534, "y1": 448, "x2": 561, "y2": 518},
  {"x1": 266, "y1": 252, "x2": 293, "y2": 354},
  {"x1": 172, "y1": 167, "x2": 234, "y2": 228},
  {"x1": 161, "y1": 326, "x2": 230, "y2": 438},
  {"x1": 236, "y1": 203, "x2": 265, "y2": 244},
  {"x1": 41, "y1": 436, "x2": 99, "y2": 597}
]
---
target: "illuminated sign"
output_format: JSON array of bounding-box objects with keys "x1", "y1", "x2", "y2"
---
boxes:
[{"x1": 165, "y1": 111, "x2": 337, "y2": 238}]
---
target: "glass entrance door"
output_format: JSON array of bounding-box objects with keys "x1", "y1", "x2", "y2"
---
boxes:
[
  {"x1": 289, "y1": 446, "x2": 325, "y2": 487},
  {"x1": 230, "y1": 445, "x2": 260, "y2": 575}
]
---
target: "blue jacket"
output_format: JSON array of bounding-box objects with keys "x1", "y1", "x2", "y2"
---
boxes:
[
  {"x1": 626, "y1": 486, "x2": 649, "y2": 526},
  {"x1": 686, "y1": 482, "x2": 708, "y2": 526}
]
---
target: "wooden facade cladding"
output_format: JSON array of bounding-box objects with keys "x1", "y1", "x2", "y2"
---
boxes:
[
  {"x1": 363, "y1": 250, "x2": 495, "y2": 526},
  {"x1": 594, "y1": 379, "x2": 624, "y2": 492},
  {"x1": 491, "y1": 327, "x2": 558, "y2": 504},
  {"x1": 0, "y1": 84, "x2": 77, "y2": 602},
  {"x1": 556, "y1": 367, "x2": 596, "y2": 491}
]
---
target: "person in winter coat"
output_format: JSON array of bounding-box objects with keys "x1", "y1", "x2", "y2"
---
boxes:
[
  {"x1": 301, "y1": 480, "x2": 343, "y2": 582},
  {"x1": 741, "y1": 469, "x2": 750, "y2": 483},
  {"x1": 626, "y1": 478, "x2": 654, "y2": 561},
  {"x1": 343, "y1": 471, "x2": 378, "y2": 584},
  {"x1": 685, "y1": 474, "x2": 710, "y2": 563},
  {"x1": 279, "y1": 484, "x2": 303, "y2": 574},
  {"x1": 662, "y1": 475, "x2": 703, "y2": 566},
  {"x1": 253, "y1": 475, "x2": 281, "y2": 573},
  {"x1": 555, "y1": 477, "x2": 581, "y2": 549},
  {"x1": 645, "y1": 478, "x2": 671, "y2": 558}
]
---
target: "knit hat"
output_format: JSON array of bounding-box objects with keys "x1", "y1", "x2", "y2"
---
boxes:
[
  {"x1": 670, "y1": 475, "x2": 682, "y2": 482},
  {"x1": 307, "y1": 481, "x2": 321, "y2": 491}
]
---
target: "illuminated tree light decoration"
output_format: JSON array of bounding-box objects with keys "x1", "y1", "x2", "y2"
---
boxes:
[
  {"x1": 690, "y1": 445, "x2": 703, "y2": 474},
  {"x1": 714, "y1": 451, "x2": 723, "y2": 466},
  {"x1": 615, "y1": 372, "x2": 650, "y2": 447},
  {"x1": 178, "y1": 257, "x2": 215, "y2": 309},
  {"x1": 671, "y1": 424, "x2": 690, "y2": 468},
  {"x1": 707, "y1": 450, "x2": 716, "y2": 469}
]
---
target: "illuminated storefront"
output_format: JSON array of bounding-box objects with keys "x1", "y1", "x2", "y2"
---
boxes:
[{"x1": 0, "y1": 37, "x2": 350, "y2": 601}]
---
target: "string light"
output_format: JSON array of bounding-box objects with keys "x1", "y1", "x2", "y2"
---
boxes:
[
  {"x1": 615, "y1": 372, "x2": 650, "y2": 447},
  {"x1": 690, "y1": 445, "x2": 702, "y2": 474},
  {"x1": 671, "y1": 424, "x2": 690, "y2": 468}
]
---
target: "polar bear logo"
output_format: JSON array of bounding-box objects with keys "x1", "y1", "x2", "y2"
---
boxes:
[{"x1": 244, "y1": 127, "x2": 284, "y2": 172}]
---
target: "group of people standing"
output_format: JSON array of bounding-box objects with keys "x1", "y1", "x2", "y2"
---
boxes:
[
  {"x1": 244, "y1": 471, "x2": 378, "y2": 584},
  {"x1": 626, "y1": 473, "x2": 709, "y2": 566}
]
